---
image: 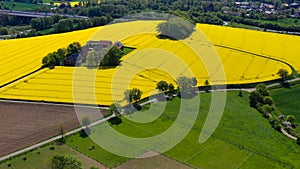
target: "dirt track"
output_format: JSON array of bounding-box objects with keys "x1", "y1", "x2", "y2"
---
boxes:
[{"x1": 0, "y1": 101, "x2": 106, "y2": 157}]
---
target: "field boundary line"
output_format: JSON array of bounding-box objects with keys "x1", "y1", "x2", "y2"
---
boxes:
[
  {"x1": 0, "y1": 67, "x2": 44, "y2": 89},
  {"x1": 184, "y1": 139, "x2": 221, "y2": 163},
  {"x1": 236, "y1": 152, "x2": 253, "y2": 169}
]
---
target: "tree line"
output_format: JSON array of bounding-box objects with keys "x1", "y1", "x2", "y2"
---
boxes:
[
  {"x1": 42, "y1": 41, "x2": 123, "y2": 69},
  {"x1": 42, "y1": 42, "x2": 81, "y2": 69}
]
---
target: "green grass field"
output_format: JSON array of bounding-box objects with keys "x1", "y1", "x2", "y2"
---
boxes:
[
  {"x1": 226, "y1": 22, "x2": 260, "y2": 30},
  {"x1": 258, "y1": 18, "x2": 300, "y2": 27},
  {"x1": 0, "y1": 144, "x2": 104, "y2": 169},
  {"x1": 0, "y1": 2, "x2": 46, "y2": 10},
  {"x1": 65, "y1": 91, "x2": 300, "y2": 169},
  {"x1": 270, "y1": 83, "x2": 300, "y2": 124}
]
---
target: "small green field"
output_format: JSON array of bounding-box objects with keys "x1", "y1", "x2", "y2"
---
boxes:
[
  {"x1": 258, "y1": 18, "x2": 300, "y2": 27},
  {"x1": 0, "y1": 144, "x2": 105, "y2": 169},
  {"x1": 114, "y1": 153, "x2": 192, "y2": 169},
  {"x1": 65, "y1": 91, "x2": 300, "y2": 169},
  {"x1": 270, "y1": 83, "x2": 300, "y2": 124},
  {"x1": 226, "y1": 22, "x2": 260, "y2": 30},
  {"x1": 0, "y1": 2, "x2": 46, "y2": 10}
]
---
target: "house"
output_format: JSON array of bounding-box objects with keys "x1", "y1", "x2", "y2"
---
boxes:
[
  {"x1": 63, "y1": 53, "x2": 80, "y2": 66},
  {"x1": 114, "y1": 41, "x2": 124, "y2": 50}
]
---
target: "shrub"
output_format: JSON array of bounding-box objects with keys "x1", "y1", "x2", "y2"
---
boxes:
[
  {"x1": 90, "y1": 167, "x2": 99, "y2": 169},
  {"x1": 108, "y1": 116, "x2": 122, "y2": 125}
]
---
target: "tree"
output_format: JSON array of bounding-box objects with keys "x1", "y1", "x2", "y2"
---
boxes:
[
  {"x1": 124, "y1": 88, "x2": 142, "y2": 105},
  {"x1": 124, "y1": 89, "x2": 131, "y2": 103},
  {"x1": 177, "y1": 76, "x2": 192, "y2": 91},
  {"x1": 100, "y1": 46, "x2": 122, "y2": 67},
  {"x1": 80, "y1": 116, "x2": 91, "y2": 136},
  {"x1": 67, "y1": 42, "x2": 81, "y2": 56},
  {"x1": 168, "y1": 83, "x2": 175, "y2": 94},
  {"x1": 277, "y1": 69, "x2": 289, "y2": 81},
  {"x1": 256, "y1": 83, "x2": 269, "y2": 97},
  {"x1": 58, "y1": 124, "x2": 65, "y2": 143},
  {"x1": 238, "y1": 90, "x2": 243, "y2": 97},
  {"x1": 261, "y1": 104, "x2": 273, "y2": 117},
  {"x1": 131, "y1": 88, "x2": 143, "y2": 104},
  {"x1": 42, "y1": 54, "x2": 56, "y2": 69},
  {"x1": 263, "y1": 96, "x2": 273, "y2": 106},
  {"x1": 81, "y1": 116, "x2": 91, "y2": 128},
  {"x1": 286, "y1": 115, "x2": 295, "y2": 123},
  {"x1": 156, "y1": 80, "x2": 169, "y2": 92},
  {"x1": 86, "y1": 50, "x2": 99, "y2": 68},
  {"x1": 109, "y1": 103, "x2": 121, "y2": 117},
  {"x1": 191, "y1": 77, "x2": 197, "y2": 86},
  {"x1": 249, "y1": 91, "x2": 263, "y2": 108},
  {"x1": 177, "y1": 76, "x2": 197, "y2": 93},
  {"x1": 157, "y1": 17, "x2": 195, "y2": 39},
  {"x1": 0, "y1": 27, "x2": 9, "y2": 35},
  {"x1": 30, "y1": 18, "x2": 43, "y2": 30},
  {"x1": 57, "y1": 48, "x2": 67, "y2": 60},
  {"x1": 54, "y1": 19, "x2": 73, "y2": 33},
  {"x1": 51, "y1": 155, "x2": 82, "y2": 169}
]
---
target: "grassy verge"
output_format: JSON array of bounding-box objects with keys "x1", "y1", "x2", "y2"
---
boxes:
[{"x1": 226, "y1": 22, "x2": 260, "y2": 30}]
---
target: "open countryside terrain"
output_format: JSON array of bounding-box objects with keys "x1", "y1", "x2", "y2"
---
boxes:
[
  {"x1": 0, "y1": 21, "x2": 298, "y2": 105},
  {"x1": 63, "y1": 91, "x2": 300, "y2": 168},
  {"x1": 3, "y1": 91, "x2": 297, "y2": 169},
  {"x1": 0, "y1": 19, "x2": 300, "y2": 169}
]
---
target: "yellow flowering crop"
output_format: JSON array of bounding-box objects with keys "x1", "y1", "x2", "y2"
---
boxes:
[{"x1": 0, "y1": 21, "x2": 298, "y2": 105}]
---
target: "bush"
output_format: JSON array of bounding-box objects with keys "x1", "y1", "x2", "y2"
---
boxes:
[
  {"x1": 0, "y1": 27, "x2": 9, "y2": 35},
  {"x1": 50, "y1": 146, "x2": 55, "y2": 150},
  {"x1": 270, "y1": 119, "x2": 281, "y2": 131},
  {"x1": 90, "y1": 167, "x2": 99, "y2": 169},
  {"x1": 157, "y1": 17, "x2": 195, "y2": 39},
  {"x1": 297, "y1": 138, "x2": 300, "y2": 145},
  {"x1": 108, "y1": 116, "x2": 122, "y2": 125},
  {"x1": 263, "y1": 96, "x2": 273, "y2": 106}
]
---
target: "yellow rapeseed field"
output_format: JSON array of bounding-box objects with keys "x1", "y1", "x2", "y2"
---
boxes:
[
  {"x1": 0, "y1": 27, "x2": 100, "y2": 87},
  {"x1": 0, "y1": 21, "x2": 298, "y2": 105}
]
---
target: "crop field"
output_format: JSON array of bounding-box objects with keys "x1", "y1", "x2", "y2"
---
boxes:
[
  {"x1": 0, "y1": 100, "x2": 107, "y2": 157},
  {"x1": 198, "y1": 24, "x2": 300, "y2": 73},
  {"x1": 0, "y1": 27, "x2": 99, "y2": 87},
  {"x1": 0, "y1": 21, "x2": 298, "y2": 105}
]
